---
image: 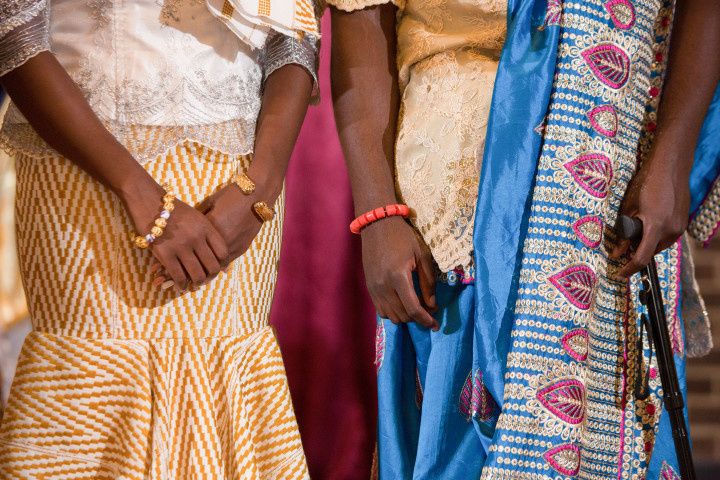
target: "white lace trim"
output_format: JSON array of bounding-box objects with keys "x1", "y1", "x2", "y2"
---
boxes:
[
  {"x1": 0, "y1": 120, "x2": 255, "y2": 165},
  {"x1": 325, "y1": 0, "x2": 403, "y2": 13},
  {"x1": 0, "y1": 44, "x2": 49, "y2": 78},
  {"x1": 0, "y1": 0, "x2": 47, "y2": 39}
]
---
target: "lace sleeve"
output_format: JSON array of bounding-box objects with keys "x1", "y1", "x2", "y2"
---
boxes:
[
  {"x1": 262, "y1": 32, "x2": 320, "y2": 103},
  {"x1": 325, "y1": 0, "x2": 402, "y2": 13},
  {"x1": 0, "y1": 0, "x2": 50, "y2": 77}
]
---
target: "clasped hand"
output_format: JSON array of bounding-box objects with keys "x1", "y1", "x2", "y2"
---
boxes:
[{"x1": 132, "y1": 182, "x2": 267, "y2": 293}]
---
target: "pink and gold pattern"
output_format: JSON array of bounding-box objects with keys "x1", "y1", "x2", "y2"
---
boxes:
[
  {"x1": 536, "y1": 379, "x2": 586, "y2": 425},
  {"x1": 543, "y1": 443, "x2": 581, "y2": 476},
  {"x1": 561, "y1": 329, "x2": 589, "y2": 362},
  {"x1": 459, "y1": 370, "x2": 496, "y2": 422},
  {"x1": 604, "y1": 0, "x2": 636, "y2": 30},
  {"x1": 564, "y1": 153, "x2": 614, "y2": 199},
  {"x1": 587, "y1": 104, "x2": 618, "y2": 137},
  {"x1": 581, "y1": 43, "x2": 632, "y2": 90},
  {"x1": 549, "y1": 265, "x2": 597, "y2": 311},
  {"x1": 572, "y1": 216, "x2": 603, "y2": 249}
]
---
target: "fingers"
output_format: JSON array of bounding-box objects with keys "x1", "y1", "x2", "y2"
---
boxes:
[
  {"x1": 155, "y1": 251, "x2": 188, "y2": 291},
  {"x1": 618, "y1": 223, "x2": 659, "y2": 277},
  {"x1": 609, "y1": 238, "x2": 631, "y2": 260},
  {"x1": 416, "y1": 249, "x2": 437, "y2": 312},
  {"x1": 177, "y1": 251, "x2": 206, "y2": 286},
  {"x1": 205, "y1": 226, "x2": 230, "y2": 267},
  {"x1": 395, "y1": 270, "x2": 439, "y2": 330},
  {"x1": 195, "y1": 241, "x2": 222, "y2": 280}
]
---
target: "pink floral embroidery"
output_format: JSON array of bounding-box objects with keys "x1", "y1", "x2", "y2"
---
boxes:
[
  {"x1": 550, "y1": 265, "x2": 597, "y2": 310},
  {"x1": 544, "y1": 444, "x2": 581, "y2": 476},
  {"x1": 572, "y1": 216, "x2": 603, "y2": 249},
  {"x1": 582, "y1": 43, "x2": 631, "y2": 89},
  {"x1": 564, "y1": 153, "x2": 613, "y2": 198},
  {"x1": 459, "y1": 369, "x2": 496, "y2": 422},
  {"x1": 375, "y1": 320, "x2": 386, "y2": 373},
  {"x1": 660, "y1": 461, "x2": 681, "y2": 480},
  {"x1": 561, "y1": 329, "x2": 589, "y2": 362},
  {"x1": 543, "y1": 0, "x2": 563, "y2": 27},
  {"x1": 604, "y1": 0, "x2": 636, "y2": 29},
  {"x1": 587, "y1": 104, "x2": 618, "y2": 137},
  {"x1": 537, "y1": 379, "x2": 586, "y2": 424}
]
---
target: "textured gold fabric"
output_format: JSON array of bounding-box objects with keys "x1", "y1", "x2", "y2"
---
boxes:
[
  {"x1": 0, "y1": 150, "x2": 26, "y2": 330},
  {"x1": 0, "y1": 141, "x2": 308, "y2": 479},
  {"x1": 327, "y1": 0, "x2": 507, "y2": 271}
]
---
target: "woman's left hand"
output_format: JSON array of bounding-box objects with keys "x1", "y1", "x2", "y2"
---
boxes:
[
  {"x1": 152, "y1": 184, "x2": 268, "y2": 288},
  {"x1": 610, "y1": 147, "x2": 691, "y2": 277}
]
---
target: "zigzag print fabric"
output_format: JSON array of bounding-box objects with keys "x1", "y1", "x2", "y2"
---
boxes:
[{"x1": 0, "y1": 140, "x2": 308, "y2": 479}]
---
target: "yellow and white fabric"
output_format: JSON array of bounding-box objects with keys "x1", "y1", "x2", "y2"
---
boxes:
[
  {"x1": 0, "y1": 140, "x2": 308, "y2": 479},
  {"x1": 207, "y1": 0, "x2": 319, "y2": 50},
  {"x1": 328, "y1": 0, "x2": 507, "y2": 272}
]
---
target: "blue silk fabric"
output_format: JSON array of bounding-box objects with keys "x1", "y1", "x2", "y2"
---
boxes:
[{"x1": 376, "y1": 0, "x2": 719, "y2": 478}]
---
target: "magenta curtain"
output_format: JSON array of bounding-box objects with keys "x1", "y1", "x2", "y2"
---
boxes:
[{"x1": 270, "y1": 15, "x2": 377, "y2": 480}]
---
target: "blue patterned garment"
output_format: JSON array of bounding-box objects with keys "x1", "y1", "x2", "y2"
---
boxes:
[{"x1": 375, "y1": 0, "x2": 720, "y2": 478}]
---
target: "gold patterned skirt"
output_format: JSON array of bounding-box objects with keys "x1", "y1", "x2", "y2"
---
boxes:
[{"x1": 0, "y1": 141, "x2": 308, "y2": 479}]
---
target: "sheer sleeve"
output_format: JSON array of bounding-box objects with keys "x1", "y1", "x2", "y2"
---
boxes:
[
  {"x1": 262, "y1": 31, "x2": 320, "y2": 103},
  {"x1": 0, "y1": 0, "x2": 51, "y2": 77}
]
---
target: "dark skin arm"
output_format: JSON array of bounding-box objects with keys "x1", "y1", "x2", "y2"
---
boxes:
[
  {"x1": 193, "y1": 63, "x2": 313, "y2": 264},
  {"x1": 1, "y1": 52, "x2": 229, "y2": 291},
  {"x1": 613, "y1": 0, "x2": 720, "y2": 276},
  {"x1": 331, "y1": 5, "x2": 439, "y2": 330}
]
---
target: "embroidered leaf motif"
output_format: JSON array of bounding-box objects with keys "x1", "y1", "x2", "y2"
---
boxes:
[
  {"x1": 543, "y1": 0, "x2": 563, "y2": 27},
  {"x1": 375, "y1": 320, "x2": 386, "y2": 373},
  {"x1": 549, "y1": 265, "x2": 597, "y2": 310},
  {"x1": 604, "y1": 0, "x2": 636, "y2": 29},
  {"x1": 572, "y1": 216, "x2": 603, "y2": 248},
  {"x1": 537, "y1": 379, "x2": 586, "y2": 424},
  {"x1": 587, "y1": 104, "x2": 618, "y2": 137},
  {"x1": 459, "y1": 370, "x2": 496, "y2": 422},
  {"x1": 561, "y1": 329, "x2": 589, "y2": 362},
  {"x1": 564, "y1": 153, "x2": 613, "y2": 198},
  {"x1": 660, "y1": 461, "x2": 681, "y2": 480},
  {"x1": 544, "y1": 444, "x2": 581, "y2": 476},
  {"x1": 581, "y1": 43, "x2": 631, "y2": 89}
]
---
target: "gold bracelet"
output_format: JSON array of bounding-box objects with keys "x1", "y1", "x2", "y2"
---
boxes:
[
  {"x1": 233, "y1": 172, "x2": 256, "y2": 195},
  {"x1": 252, "y1": 201, "x2": 275, "y2": 222},
  {"x1": 132, "y1": 186, "x2": 175, "y2": 249}
]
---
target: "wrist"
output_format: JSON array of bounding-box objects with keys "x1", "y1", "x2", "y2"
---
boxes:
[{"x1": 245, "y1": 165, "x2": 285, "y2": 204}]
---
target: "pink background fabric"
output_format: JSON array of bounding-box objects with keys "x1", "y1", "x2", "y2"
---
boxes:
[{"x1": 270, "y1": 15, "x2": 377, "y2": 479}]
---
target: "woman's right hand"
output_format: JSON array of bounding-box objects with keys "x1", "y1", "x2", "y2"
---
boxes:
[
  {"x1": 361, "y1": 217, "x2": 439, "y2": 330},
  {"x1": 121, "y1": 179, "x2": 229, "y2": 292}
]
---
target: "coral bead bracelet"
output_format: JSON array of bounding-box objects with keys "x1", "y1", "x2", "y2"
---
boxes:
[{"x1": 349, "y1": 204, "x2": 410, "y2": 234}]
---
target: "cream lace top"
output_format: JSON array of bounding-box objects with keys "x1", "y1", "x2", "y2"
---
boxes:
[
  {"x1": 0, "y1": 0, "x2": 319, "y2": 163},
  {"x1": 328, "y1": 0, "x2": 506, "y2": 273}
]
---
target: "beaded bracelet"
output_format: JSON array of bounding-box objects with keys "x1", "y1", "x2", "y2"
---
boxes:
[
  {"x1": 132, "y1": 186, "x2": 175, "y2": 249},
  {"x1": 349, "y1": 204, "x2": 410, "y2": 234}
]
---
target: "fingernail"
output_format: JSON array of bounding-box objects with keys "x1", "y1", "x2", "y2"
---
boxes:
[
  {"x1": 152, "y1": 276, "x2": 165, "y2": 287},
  {"x1": 161, "y1": 280, "x2": 175, "y2": 290}
]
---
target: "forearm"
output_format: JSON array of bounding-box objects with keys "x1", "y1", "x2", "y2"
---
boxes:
[
  {"x1": 249, "y1": 63, "x2": 313, "y2": 201},
  {"x1": 652, "y1": 0, "x2": 720, "y2": 175},
  {"x1": 1, "y1": 52, "x2": 159, "y2": 199},
  {"x1": 330, "y1": 5, "x2": 399, "y2": 215}
]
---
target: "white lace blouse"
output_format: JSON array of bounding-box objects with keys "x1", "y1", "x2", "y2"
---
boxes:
[{"x1": 0, "y1": 0, "x2": 319, "y2": 163}]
